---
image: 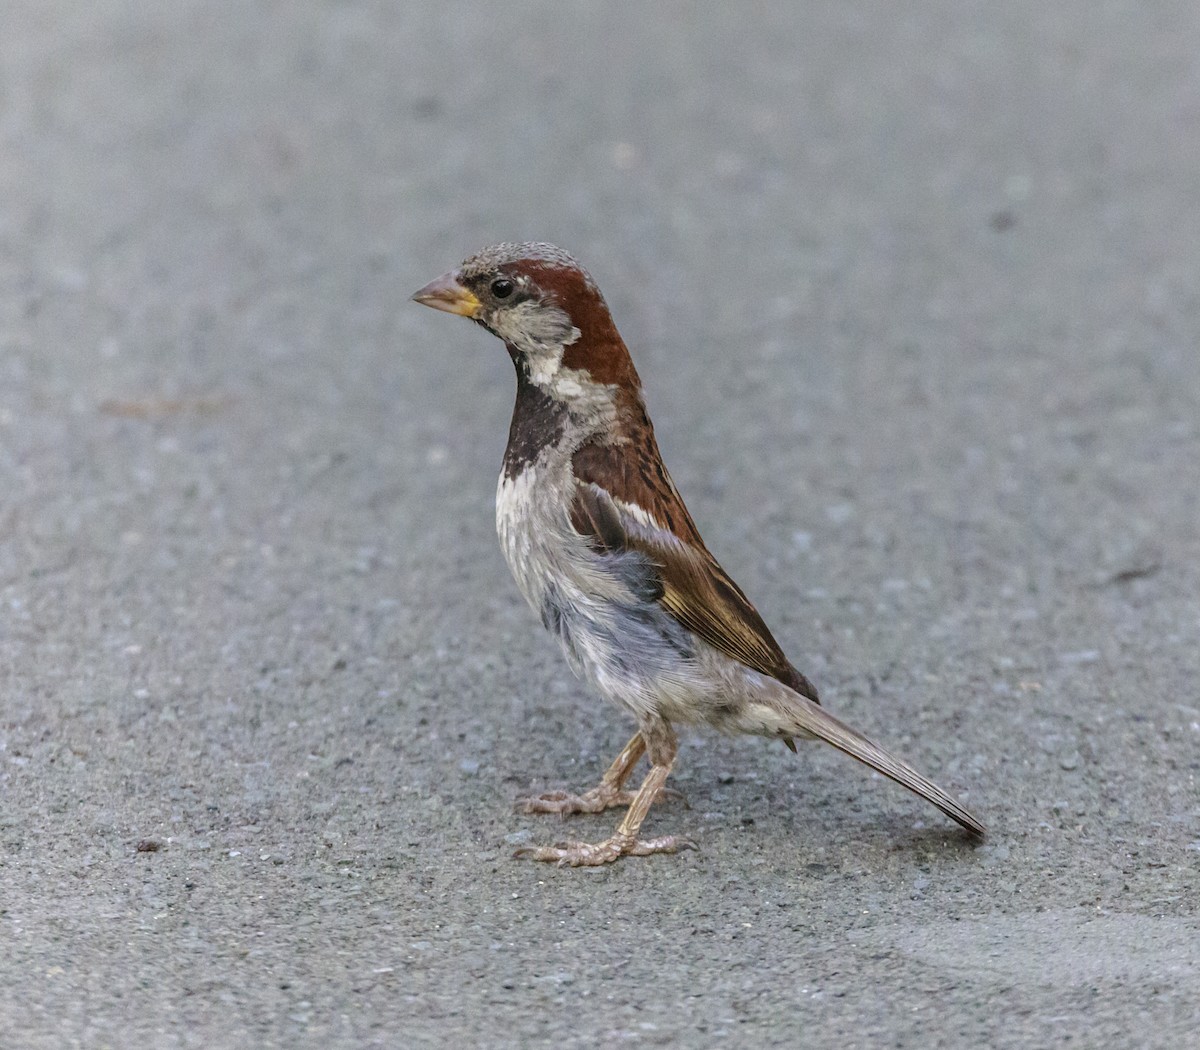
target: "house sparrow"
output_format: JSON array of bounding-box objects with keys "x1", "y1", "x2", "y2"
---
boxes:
[{"x1": 412, "y1": 242, "x2": 985, "y2": 866}]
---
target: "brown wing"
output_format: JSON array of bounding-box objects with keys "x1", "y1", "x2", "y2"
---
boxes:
[{"x1": 572, "y1": 440, "x2": 819, "y2": 702}]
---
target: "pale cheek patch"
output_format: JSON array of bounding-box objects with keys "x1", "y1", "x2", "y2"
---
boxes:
[{"x1": 493, "y1": 301, "x2": 578, "y2": 357}]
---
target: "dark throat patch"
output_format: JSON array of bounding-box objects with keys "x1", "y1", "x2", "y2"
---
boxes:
[{"x1": 502, "y1": 350, "x2": 569, "y2": 479}]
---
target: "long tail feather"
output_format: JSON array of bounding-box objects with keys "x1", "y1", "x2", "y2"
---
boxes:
[{"x1": 783, "y1": 691, "x2": 986, "y2": 837}]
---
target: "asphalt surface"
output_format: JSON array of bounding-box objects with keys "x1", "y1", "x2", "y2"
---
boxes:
[{"x1": 3, "y1": 2, "x2": 1199, "y2": 1047}]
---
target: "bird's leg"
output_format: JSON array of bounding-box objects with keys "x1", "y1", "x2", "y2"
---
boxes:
[
  {"x1": 514, "y1": 718, "x2": 696, "y2": 866},
  {"x1": 517, "y1": 731, "x2": 685, "y2": 815},
  {"x1": 517, "y1": 732, "x2": 643, "y2": 814}
]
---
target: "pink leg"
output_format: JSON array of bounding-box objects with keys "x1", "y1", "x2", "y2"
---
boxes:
[{"x1": 514, "y1": 719, "x2": 696, "y2": 866}]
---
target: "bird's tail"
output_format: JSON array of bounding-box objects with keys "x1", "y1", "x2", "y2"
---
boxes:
[{"x1": 775, "y1": 688, "x2": 986, "y2": 837}]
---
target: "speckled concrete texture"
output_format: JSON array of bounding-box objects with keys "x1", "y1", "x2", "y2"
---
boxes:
[{"x1": 2, "y1": 2, "x2": 1198, "y2": 1047}]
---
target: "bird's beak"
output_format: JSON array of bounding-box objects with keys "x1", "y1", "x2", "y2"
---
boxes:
[{"x1": 411, "y1": 270, "x2": 482, "y2": 318}]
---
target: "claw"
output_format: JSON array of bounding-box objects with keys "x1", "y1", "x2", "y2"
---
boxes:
[{"x1": 660, "y1": 786, "x2": 689, "y2": 809}]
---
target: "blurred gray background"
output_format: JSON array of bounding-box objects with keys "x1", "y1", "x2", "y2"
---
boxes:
[{"x1": 2, "y1": 2, "x2": 1198, "y2": 1047}]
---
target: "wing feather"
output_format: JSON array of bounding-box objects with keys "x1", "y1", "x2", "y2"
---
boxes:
[
  {"x1": 570, "y1": 436, "x2": 986, "y2": 837},
  {"x1": 571, "y1": 472, "x2": 818, "y2": 701}
]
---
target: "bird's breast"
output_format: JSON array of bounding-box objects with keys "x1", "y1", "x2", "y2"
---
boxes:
[
  {"x1": 495, "y1": 457, "x2": 618, "y2": 615},
  {"x1": 495, "y1": 455, "x2": 708, "y2": 721}
]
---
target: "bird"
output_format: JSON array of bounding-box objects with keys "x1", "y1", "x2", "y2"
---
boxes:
[{"x1": 412, "y1": 242, "x2": 985, "y2": 866}]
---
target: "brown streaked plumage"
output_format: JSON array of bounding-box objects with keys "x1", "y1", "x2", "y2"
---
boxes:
[{"x1": 413, "y1": 241, "x2": 985, "y2": 866}]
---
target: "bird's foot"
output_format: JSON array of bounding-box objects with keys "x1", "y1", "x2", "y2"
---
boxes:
[
  {"x1": 516, "y1": 783, "x2": 685, "y2": 816},
  {"x1": 513, "y1": 831, "x2": 697, "y2": 867}
]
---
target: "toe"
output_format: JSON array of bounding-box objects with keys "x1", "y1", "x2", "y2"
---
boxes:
[{"x1": 513, "y1": 833, "x2": 697, "y2": 866}]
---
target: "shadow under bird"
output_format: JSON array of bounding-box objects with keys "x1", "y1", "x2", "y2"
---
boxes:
[{"x1": 412, "y1": 242, "x2": 985, "y2": 866}]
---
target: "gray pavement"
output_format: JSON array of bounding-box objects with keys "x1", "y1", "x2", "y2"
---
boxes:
[{"x1": 3, "y1": 2, "x2": 1199, "y2": 1047}]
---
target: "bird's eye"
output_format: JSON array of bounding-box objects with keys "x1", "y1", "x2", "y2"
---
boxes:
[{"x1": 490, "y1": 277, "x2": 514, "y2": 299}]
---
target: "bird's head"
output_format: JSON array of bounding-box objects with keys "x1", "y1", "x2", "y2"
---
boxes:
[{"x1": 412, "y1": 242, "x2": 640, "y2": 397}]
